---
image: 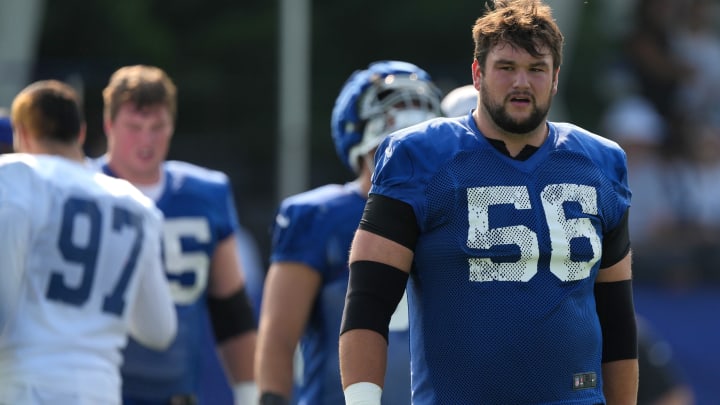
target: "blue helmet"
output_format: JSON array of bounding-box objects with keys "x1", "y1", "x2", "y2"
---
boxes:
[
  {"x1": 331, "y1": 60, "x2": 442, "y2": 173},
  {"x1": 0, "y1": 114, "x2": 12, "y2": 148}
]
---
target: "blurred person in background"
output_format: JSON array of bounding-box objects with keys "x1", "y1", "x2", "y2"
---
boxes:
[
  {"x1": 601, "y1": 97, "x2": 696, "y2": 405},
  {"x1": 339, "y1": 1, "x2": 638, "y2": 403},
  {"x1": 600, "y1": 94, "x2": 684, "y2": 286},
  {"x1": 440, "y1": 83, "x2": 477, "y2": 118},
  {"x1": 636, "y1": 318, "x2": 695, "y2": 405},
  {"x1": 98, "y1": 65, "x2": 257, "y2": 405},
  {"x1": 254, "y1": 60, "x2": 443, "y2": 405},
  {"x1": 0, "y1": 79, "x2": 176, "y2": 404},
  {"x1": 201, "y1": 226, "x2": 267, "y2": 404},
  {"x1": 601, "y1": 95, "x2": 668, "y2": 244},
  {"x1": 623, "y1": 0, "x2": 692, "y2": 120},
  {"x1": 0, "y1": 108, "x2": 13, "y2": 154},
  {"x1": 673, "y1": 0, "x2": 720, "y2": 131},
  {"x1": 671, "y1": 123, "x2": 720, "y2": 285},
  {"x1": 621, "y1": 0, "x2": 697, "y2": 160},
  {"x1": 603, "y1": 91, "x2": 720, "y2": 287}
]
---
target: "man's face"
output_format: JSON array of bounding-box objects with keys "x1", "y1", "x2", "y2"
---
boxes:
[
  {"x1": 477, "y1": 42, "x2": 558, "y2": 135},
  {"x1": 105, "y1": 102, "x2": 173, "y2": 184}
]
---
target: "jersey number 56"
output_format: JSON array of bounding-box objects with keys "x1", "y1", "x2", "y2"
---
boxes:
[{"x1": 467, "y1": 184, "x2": 602, "y2": 282}]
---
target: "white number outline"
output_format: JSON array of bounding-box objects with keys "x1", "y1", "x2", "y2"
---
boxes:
[
  {"x1": 467, "y1": 183, "x2": 600, "y2": 282},
  {"x1": 162, "y1": 217, "x2": 211, "y2": 304}
]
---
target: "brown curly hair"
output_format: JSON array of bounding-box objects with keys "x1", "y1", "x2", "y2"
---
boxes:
[{"x1": 472, "y1": 0, "x2": 564, "y2": 72}]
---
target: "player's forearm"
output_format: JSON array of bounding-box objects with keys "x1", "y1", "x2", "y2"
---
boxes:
[
  {"x1": 255, "y1": 338, "x2": 297, "y2": 399},
  {"x1": 339, "y1": 329, "x2": 388, "y2": 388},
  {"x1": 130, "y1": 262, "x2": 177, "y2": 349},
  {"x1": 219, "y1": 331, "x2": 257, "y2": 383},
  {"x1": 602, "y1": 358, "x2": 638, "y2": 405}
]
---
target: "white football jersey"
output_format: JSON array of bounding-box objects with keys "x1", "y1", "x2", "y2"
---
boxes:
[{"x1": 0, "y1": 154, "x2": 176, "y2": 405}]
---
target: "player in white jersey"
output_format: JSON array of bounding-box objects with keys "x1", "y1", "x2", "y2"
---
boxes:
[{"x1": 0, "y1": 80, "x2": 177, "y2": 405}]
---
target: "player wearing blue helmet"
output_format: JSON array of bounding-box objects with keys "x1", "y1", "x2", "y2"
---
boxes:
[
  {"x1": 255, "y1": 60, "x2": 442, "y2": 405},
  {"x1": 340, "y1": 1, "x2": 638, "y2": 404},
  {"x1": 0, "y1": 109, "x2": 13, "y2": 154}
]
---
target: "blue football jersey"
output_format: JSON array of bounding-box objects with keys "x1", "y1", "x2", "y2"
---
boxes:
[
  {"x1": 200, "y1": 226, "x2": 266, "y2": 405},
  {"x1": 102, "y1": 160, "x2": 241, "y2": 403},
  {"x1": 371, "y1": 115, "x2": 631, "y2": 405},
  {"x1": 272, "y1": 182, "x2": 411, "y2": 405}
]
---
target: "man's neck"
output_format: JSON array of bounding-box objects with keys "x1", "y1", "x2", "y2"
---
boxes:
[
  {"x1": 472, "y1": 110, "x2": 548, "y2": 158},
  {"x1": 107, "y1": 161, "x2": 162, "y2": 186},
  {"x1": 33, "y1": 143, "x2": 86, "y2": 163}
]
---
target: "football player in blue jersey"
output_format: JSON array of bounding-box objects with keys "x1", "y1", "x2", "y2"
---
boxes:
[
  {"x1": 99, "y1": 65, "x2": 257, "y2": 405},
  {"x1": 339, "y1": 1, "x2": 639, "y2": 404},
  {"x1": 200, "y1": 227, "x2": 267, "y2": 405},
  {"x1": 254, "y1": 61, "x2": 443, "y2": 405}
]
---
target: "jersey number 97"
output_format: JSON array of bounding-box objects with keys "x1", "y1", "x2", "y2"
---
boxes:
[{"x1": 46, "y1": 196, "x2": 144, "y2": 316}]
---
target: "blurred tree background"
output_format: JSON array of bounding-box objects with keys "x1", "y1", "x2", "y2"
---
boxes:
[
  {"x1": 14, "y1": 1, "x2": 720, "y2": 402},
  {"x1": 31, "y1": 0, "x2": 522, "y2": 260},
  {"x1": 31, "y1": 0, "x2": 611, "y2": 262}
]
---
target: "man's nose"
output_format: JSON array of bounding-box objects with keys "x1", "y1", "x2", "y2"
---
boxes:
[{"x1": 513, "y1": 71, "x2": 530, "y2": 88}]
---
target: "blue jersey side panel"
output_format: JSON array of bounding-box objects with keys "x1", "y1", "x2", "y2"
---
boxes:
[
  {"x1": 271, "y1": 182, "x2": 411, "y2": 405},
  {"x1": 103, "y1": 161, "x2": 240, "y2": 403},
  {"x1": 199, "y1": 226, "x2": 266, "y2": 405},
  {"x1": 372, "y1": 117, "x2": 630, "y2": 405}
]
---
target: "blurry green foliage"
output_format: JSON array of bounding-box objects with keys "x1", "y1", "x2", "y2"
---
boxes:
[{"x1": 34, "y1": 0, "x2": 608, "y2": 257}]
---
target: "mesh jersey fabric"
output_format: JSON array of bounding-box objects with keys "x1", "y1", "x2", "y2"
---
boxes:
[
  {"x1": 370, "y1": 114, "x2": 630, "y2": 404},
  {"x1": 271, "y1": 182, "x2": 411, "y2": 405}
]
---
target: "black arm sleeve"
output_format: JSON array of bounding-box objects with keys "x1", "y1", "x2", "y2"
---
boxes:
[
  {"x1": 595, "y1": 279, "x2": 638, "y2": 362},
  {"x1": 600, "y1": 208, "x2": 630, "y2": 268},
  {"x1": 358, "y1": 193, "x2": 420, "y2": 250},
  {"x1": 259, "y1": 392, "x2": 289, "y2": 405},
  {"x1": 207, "y1": 287, "x2": 256, "y2": 343},
  {"x1": 340, "y1": 260, "x2": 409, "y2": 342}
]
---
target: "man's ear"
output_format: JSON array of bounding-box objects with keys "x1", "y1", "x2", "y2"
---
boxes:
[
  {"x1": 472, "y1": 59, "x2": 482, "y2": 89},
  {"x1": 102, "y1": 116, "x2": 112, "y2": 137},
  {"x1": 77, "y1": 122, "x2": 87, "y2": 146},
  {"x1": 13, "y1": 124, "x2": 26, "y2": 152}
]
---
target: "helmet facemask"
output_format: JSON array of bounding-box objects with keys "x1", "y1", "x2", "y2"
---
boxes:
[{"x1": 348, "y1": 73, "x2": 441, "y2": 172}]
